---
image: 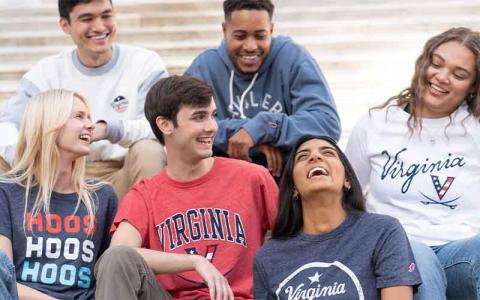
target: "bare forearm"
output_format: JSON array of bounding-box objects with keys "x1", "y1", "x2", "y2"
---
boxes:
[
  {"x1": 381, "y1": 286, "x2": 413, "y2": 300},
  {"x1": 135, "y1": 248, "x2": 202, "y2": 275},
  {"x1": 17, "y1": 283, "x2": 57, "y2": 300}
]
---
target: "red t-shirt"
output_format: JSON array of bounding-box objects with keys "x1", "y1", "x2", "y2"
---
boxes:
[{"x1": 112, "y1": 157, "x2": 279, "y2": 299}]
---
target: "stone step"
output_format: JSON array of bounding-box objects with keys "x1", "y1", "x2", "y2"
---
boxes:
[
  {"x1": 0, "y1": 0, "x2": 224, "y2": 16},
  {"x1": 3, "y1": 0, "x2": 478, "y2": 16},
  {"x1": 0, "y1": 29, "x2": 441, "y2": 65},
  {"x1": 1, "y1": 13, "x2": 478, "y2": 48},
  {"x1": 1, "y1": 0, "x2": 478, "y2": 30}
]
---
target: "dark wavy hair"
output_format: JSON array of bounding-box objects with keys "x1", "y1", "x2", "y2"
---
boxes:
[{"x1": 271, "y1": 135, "x2": 366, "y2": 239}]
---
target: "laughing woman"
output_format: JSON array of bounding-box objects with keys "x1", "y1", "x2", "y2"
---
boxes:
[
  {"x1": 253, "y1": 135, "x2": 421, "y2": 300},
  {"x1": 345, "y1": 27, "x2": 480, "y2": 300},
  {"x1": 0, "y1": 89, "x2": 117, "y2": 300}
]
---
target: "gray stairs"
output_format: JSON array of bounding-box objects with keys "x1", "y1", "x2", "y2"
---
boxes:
[{"x1": 0, "y1": 0, "x2": 479, "y2": 147}]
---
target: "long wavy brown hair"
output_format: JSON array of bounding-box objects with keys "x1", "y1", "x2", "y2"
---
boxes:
[{"x1": 374, "y1": 27, "x2": 480, "y2": 130}]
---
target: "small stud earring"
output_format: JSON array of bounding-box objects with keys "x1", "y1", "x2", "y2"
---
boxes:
[{"x1": 344, "y1": 181, "x2": 351, "y2": 192}]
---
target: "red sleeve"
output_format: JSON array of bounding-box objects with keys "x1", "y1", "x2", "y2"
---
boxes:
[
  {"x1": 110, "y1": 181, "x2": 150, "y2": 244},
  {"x1": 259, "y1": 168, "x2": 279, "y2": 231}
]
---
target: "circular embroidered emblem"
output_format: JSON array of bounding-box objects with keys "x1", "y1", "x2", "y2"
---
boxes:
[{"x1": 111, "y1": 95, "x2": 128, "y2": 113}]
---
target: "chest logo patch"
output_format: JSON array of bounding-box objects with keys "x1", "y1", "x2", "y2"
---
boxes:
[{"x1": 110, "y1": 95, "x2": 128, "y2": 113}]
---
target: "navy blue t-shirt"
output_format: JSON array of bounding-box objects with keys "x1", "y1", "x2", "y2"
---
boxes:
[
  {"x1": 254, "y1": 212, "x2": 421, "y2": 299},
  {"x1": 0, "y1": 182, "x2": 117, "y2": 300}
]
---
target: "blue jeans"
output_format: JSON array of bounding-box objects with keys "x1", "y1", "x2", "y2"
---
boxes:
[
  {"x1": 411, "y1": 235, "x2": 480, "y2": 300},
  {"x1": 0, "y1": 250, "x2": 17, "y2": 300}
]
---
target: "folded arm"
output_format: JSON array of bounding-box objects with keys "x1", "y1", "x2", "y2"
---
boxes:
[{"x1": 111, "y1": 221, "x2": 233, "y2": 300}]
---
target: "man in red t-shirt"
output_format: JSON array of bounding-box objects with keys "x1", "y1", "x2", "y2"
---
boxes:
[{"x1": 94, "y1": 75, "x2": 279, "y2": 300}]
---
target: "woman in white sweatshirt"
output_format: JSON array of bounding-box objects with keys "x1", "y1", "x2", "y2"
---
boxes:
[{"x1": 346, "y1": 27, "x2": 480, "y2": 300}]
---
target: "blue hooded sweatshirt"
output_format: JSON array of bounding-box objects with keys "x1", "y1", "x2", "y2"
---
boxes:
[{"x1": 185, "y1": 35, "x2": 341, "y2": 155}]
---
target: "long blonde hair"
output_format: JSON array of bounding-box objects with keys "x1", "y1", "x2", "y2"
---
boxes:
[{"x1": 1, "y1": 89, "x2": 102, "y2": 232}]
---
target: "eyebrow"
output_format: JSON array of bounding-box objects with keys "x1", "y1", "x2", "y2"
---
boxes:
[
  {"x1": 191, "y1": 109, "x2": 216, "y2": 115},
  {"x1": 432, "y1": 53, "x2": 473, "y2": 75},
  {"x1": 233, "y1": 29, "x2": 268, "y2": 33},
  {"x1": 295, "y1": 145, "x2": 337, "y2": 155},
  {"x1": 77, "y1": 9, "x2": 113, "y2": 20}
]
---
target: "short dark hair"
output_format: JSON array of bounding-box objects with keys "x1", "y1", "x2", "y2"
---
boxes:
[
  {"x1": 58, "y1": 0, "x2": 113, "y2": 22},
  {"x1": 145, "y1": 75, "x2": 214, "y2": 145},
  {"x1": 223, "y1": 0, "x2": 274, "y2": 21},
  {"x1": 272, "y1": 135, "x2": 366, "y2": 239}
]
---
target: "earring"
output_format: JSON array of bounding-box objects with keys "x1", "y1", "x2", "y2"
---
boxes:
[
  {"x1": 344, "y1": 181, "x2": 351, "y2": 192},
  {"x1": 469, "y1": 92, "x2": 476, "y2": 101},
  {"x1": 293, "y1": 189, "x2": 299, "y2": 200}
]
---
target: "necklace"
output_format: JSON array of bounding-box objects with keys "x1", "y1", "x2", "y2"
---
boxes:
[{"x1": 420, "y1": 124, "x2": 445, "y2": 145}]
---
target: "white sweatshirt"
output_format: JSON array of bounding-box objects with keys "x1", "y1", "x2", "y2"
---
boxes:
[
  {"x1": 0, "y1": 44, "x2": 168, "y2": 162},
  {"x1": 346, "y1": 103, "x2": 480, "y2": 246}
]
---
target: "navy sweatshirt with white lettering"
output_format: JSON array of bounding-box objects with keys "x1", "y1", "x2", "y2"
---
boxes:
[{"x1": 185, "y1": 35, "x2": 341, "y2": 156}]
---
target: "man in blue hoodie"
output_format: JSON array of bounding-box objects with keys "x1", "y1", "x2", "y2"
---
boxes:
[{"x1": 185, "y1": 0, "x2": 341, "y2": 177}]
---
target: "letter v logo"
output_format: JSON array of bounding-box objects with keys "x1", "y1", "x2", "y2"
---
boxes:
[
  {"x1": 430, "y1": 175, "x2": 455, "y2": 200},
  {"x1": 184, "y1": 244, "x2": 218, "y2": 262}
]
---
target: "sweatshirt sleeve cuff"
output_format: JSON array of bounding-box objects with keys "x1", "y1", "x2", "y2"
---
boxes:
[
  {"x1": 242, "y1": 112, "x2": 279, "y2": 145},
  {"x1": 100, "y1": 119, "x2": 124, "y2": 144}
]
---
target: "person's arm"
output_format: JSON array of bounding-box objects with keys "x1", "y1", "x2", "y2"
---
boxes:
[
  {"x1": 253, "y1": 256, "x2": 271, "y2": 300},
  {"x1": 240, "y1": 58, "x2": 341, "y2": 150},
  {"x1": 0, "y1": 77, "x2": 40, "y2": 164},
  {"x1": 345, "y1": 114, "x2": 371, "y2": 190},
  {"x1": 94, "y1": 53, "x2": 169, "y2": 148},
  {"x1": 381, "y1": 286, "x2": 413, "y2": 300},
  {"x1": 256, "y1": 167, "x2": 280, "y2": 232},
  {"x1": 373, "y1": 218, "x2": 421, "y2": 297},
  {"x1": 111, "y1": 221, "x2": 233, "y2": 300},
  {"x1": 184, "y1": 50, "x2": 251, "y2": 155},
  {"x1": 0, "y1": 236, "x2": 57, "y2": 300},
  {"x1": 256, "y1": 144, "x2": 283, "y2": 177},
  {"x1": 98, "y1": 185, "x2": 118, "y2": 255}
]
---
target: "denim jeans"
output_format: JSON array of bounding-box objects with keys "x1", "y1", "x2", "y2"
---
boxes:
[
  {"x1": 411, "y1": 235, "x2": 480, "y2": 300},
  {"x1": 0, "y1": 250, "x2": 18, "y2": 300}
]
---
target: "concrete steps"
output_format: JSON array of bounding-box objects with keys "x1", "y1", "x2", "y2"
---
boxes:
[{"x1": 0, "y1": 0, "x2": 479, "y2": 147}]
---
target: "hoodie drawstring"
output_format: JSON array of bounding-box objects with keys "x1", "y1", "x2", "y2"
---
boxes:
[{"x1": 228, "y1": 70, "x2": 258, "y2": 119}]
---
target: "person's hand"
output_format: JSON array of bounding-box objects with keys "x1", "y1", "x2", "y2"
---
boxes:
[
  {"x1": 194, "y1": 256, "x2": 234, "y2": 300},
  {"x1": 227, "y1": 128, "x2": 254, "y2": 162},
  {"x1": 91, "y1": 122, "x2": 107, "y2": 142},
  {"x1": 257, "y1": 144, "x2": 283, "y2": 177}
]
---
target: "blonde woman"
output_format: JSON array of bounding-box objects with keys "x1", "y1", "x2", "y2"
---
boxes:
[{"x1": 0, "y1": 89, "x2": 117, "y2": 300}]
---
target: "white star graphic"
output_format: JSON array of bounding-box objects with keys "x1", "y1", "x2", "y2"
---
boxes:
[{"x1": 308, "y1": 272, "x2": 322, "y2": 284}]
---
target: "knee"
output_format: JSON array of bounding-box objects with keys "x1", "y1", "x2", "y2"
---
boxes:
[
  {"x1": 128, "y1": 140, "x2": 166, "y2": 169},
  {"x1": 95, "y1": 246, "x2": 139, "y2": 276},
  {"x1": 129, "y1": 140, "x2": 165, "y2": 158},
  {"x1": 410, "y1": 240, "x2": 447, "y2": 285},
  {"x1": 0, "y1": 251, "x2": 15, "y2": 286}
]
